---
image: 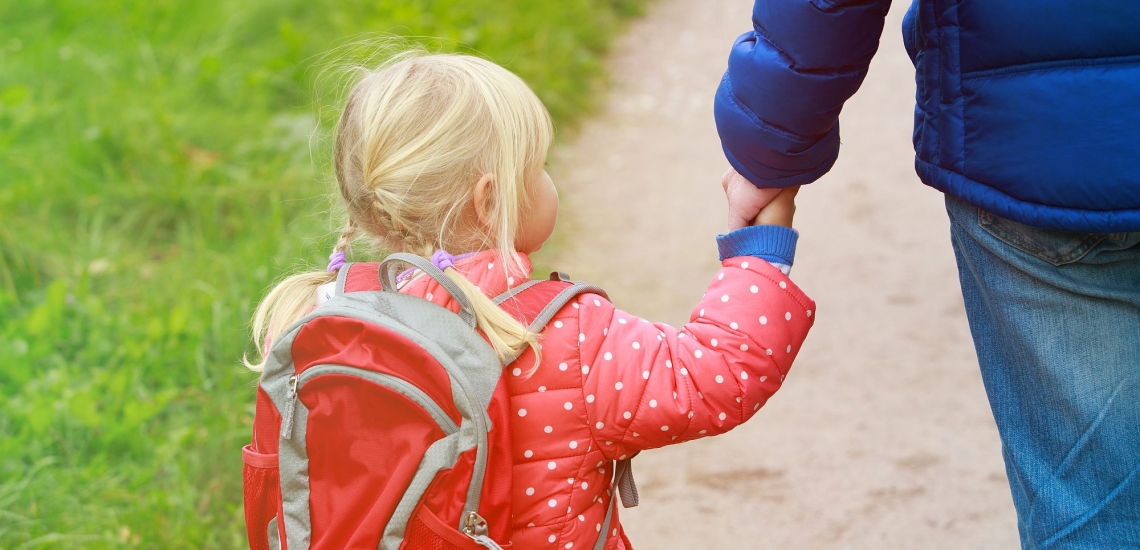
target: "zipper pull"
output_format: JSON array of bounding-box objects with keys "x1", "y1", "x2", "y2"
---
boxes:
[
  {"x1": 468, "y1": 534, "x2": 504, "y2": 550},
  {"x1": 280, "y1": 375, "x2": 298, "y2": 440},
  {"x1": 463, "y1": 511, "x2": 504, "y2": 550}
]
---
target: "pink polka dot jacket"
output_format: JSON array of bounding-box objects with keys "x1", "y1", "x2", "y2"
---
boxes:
[{"x1": 398, "y1": 249, "x2": 815, "y2": 550}]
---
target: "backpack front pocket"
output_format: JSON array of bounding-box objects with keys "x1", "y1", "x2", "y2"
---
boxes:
[{"x1": 280, "y1": 364, "x2": 469, "y2": 549}]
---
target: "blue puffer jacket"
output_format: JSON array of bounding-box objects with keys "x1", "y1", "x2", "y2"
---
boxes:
[{"x1": 715, "y1": 0, "x2": 1140, "y2": 232}]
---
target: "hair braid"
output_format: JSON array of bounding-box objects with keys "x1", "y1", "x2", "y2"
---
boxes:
[{"x1": 333, "y1": 220, "x2": 357, "y2": 254}]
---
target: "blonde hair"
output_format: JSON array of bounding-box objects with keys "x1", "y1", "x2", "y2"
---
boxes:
[{"x1": 246, "y1": 51, "x2": 553, "y2": 371}]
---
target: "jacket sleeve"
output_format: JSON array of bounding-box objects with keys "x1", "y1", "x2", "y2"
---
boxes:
[
  {"x1": 575, "y1": 259, "x2": 815, "y2": 461},
  {"x1": 715, "y1": 0, "x2": 892, "y2": 188}
]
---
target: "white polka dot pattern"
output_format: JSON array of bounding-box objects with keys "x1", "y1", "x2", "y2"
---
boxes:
[{"x1": 395, "y1": 254, "x2": 814, "y2": 550}]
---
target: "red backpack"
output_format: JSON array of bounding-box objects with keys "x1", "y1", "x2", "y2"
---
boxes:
[{"x1": 242, "y1": 253, "x2": 606, "y2": 550}]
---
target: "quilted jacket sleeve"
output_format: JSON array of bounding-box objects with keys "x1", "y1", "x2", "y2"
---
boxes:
[
  {"x1": 715, "y1": 0, "x2": 892, "y2": 188},
  {"x1": 575, "y1": 258, "x2": 815, "y2": 460}
]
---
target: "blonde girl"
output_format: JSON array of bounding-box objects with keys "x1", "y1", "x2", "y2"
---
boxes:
[
  {"x1": 247, "y1": 51, "x2": 813, "y2": 550},
  {"x1": 247, "y1": 51, "x2": 554, "y2": 369}
]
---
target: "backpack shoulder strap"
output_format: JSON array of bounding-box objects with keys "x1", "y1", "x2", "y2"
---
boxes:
[
  {"x1": 495, "y1": 273, "x2": 641, "y2": 518},
  {"x1": 592, "y1": 442, "x2": 639, "y2": 550},
  {"x1": 334, "y1": 253, "x2": 480, "y2": 328},
  {"x1": 379, "y1": 252, "x2": 478, "y2": 327},
  {"x1": 494, "y1": 272, "x2": 608, "y2": 339}
]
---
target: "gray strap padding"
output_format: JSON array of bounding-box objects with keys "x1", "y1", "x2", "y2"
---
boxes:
[
  {"x1": 614, "y1": 457, "x2": 639, "y2": 508},
  {"x1": 379, "y1": 429, "x2": 473, "y2": 550},
  {"x1": 334, "y1": 261, "x2": 351, "y2": 296},
  {"x1": 267, "y1": 517, "x2": 281, "y2": 550},
  {"x1": 379, "y1": 253, "x2": 475, "y2": 327},
  {"x1": 491, "y1": 279, "x2": 544, "y2": 304},
  {"x1": 279, "y1": 399, "x2": 312, "y2": 549},
  {"x1": 528, "y1": 283, "x2": 609, "y2": 334}
]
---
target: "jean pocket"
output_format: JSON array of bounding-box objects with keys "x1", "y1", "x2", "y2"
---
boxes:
[{"x1": 978, "y1": 209, "x2": 1118, "y2": 266}]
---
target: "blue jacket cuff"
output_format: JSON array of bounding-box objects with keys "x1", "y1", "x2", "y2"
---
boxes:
[
  {"x1": 716, "y1": 225, "x2": 799, "y2": 264},
  {"x1": 723, "y1": 142, "x2": 836, "y2": 189}
]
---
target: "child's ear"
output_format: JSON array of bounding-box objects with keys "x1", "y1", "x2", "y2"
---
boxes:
[{"x1": 472, "y1": 174, "x2": 494, "y2": 228}]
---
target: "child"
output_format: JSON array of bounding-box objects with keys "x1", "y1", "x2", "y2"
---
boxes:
[{"x1": 247, "y1": 52, "x2": 813, "y2": 550}]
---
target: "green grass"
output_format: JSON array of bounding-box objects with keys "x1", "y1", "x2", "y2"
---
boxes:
[{"x1": 0, "y1": 1, "x2": 644, "y2": 546}]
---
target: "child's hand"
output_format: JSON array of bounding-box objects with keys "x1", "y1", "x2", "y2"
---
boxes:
[
  {"x1": 723, "y1": 168, "x2": 783, "y2": 231},
  {"x1": 721, "y1": 168, "x2": 800, "y2": 229},
  {"x1": 753, "y1": 186, "x2": 798, "y2": 228}
]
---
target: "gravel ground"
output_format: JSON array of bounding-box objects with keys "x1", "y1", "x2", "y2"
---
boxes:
[{"x1": 536, "y1": 1, "x2": 1020, "y2": 547}]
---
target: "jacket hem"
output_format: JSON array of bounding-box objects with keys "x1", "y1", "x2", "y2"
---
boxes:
[
  {"x1": 916, "y1": 159, "x2": 1140, "y2": 233},
  {"x1": 962, "y1": 53, "x2": 1140, "y2": 80}
]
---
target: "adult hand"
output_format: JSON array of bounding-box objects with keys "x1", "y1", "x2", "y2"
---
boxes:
[{"x1": 722, "y1": 168, "x2": 783, "y2": 231}]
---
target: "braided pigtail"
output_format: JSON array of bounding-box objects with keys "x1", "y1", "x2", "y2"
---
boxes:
[
  {"x1": 441, "y1": 265, "x2": 541, "y2": 368},
  {"x1": 244, "y1": 222, "x2": 356, "y2": 371},
  {"x1": 333, "y1": 220, "x2": 357, "y2": 257}
]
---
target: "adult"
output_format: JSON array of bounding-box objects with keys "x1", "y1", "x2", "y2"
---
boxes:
[{"x1": 715, "y1": 1, "x2": 1140, "y2": 548}]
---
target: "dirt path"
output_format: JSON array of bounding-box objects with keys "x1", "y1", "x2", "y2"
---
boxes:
[{"x1": 536, "y1": 1, "x2": 1020, "y2": 548}]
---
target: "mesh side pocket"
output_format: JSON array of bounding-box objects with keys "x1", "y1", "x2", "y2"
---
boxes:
[
  {"x1": 243, "y1": 445, "x2": 281, "y2": 550},
  {"x1": 403, "y1": 505, "x2": 510, "y2": 550},
  {"x1": 404, "y1": 514, "x2": 468, "y2": 550}
]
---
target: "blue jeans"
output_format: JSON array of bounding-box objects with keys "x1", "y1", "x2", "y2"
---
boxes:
[{"x1": 946, "y1": 196, "x2": 1140, "y2": 548}]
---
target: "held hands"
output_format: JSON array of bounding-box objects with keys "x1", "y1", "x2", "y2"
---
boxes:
[{"x1": 722, "y1": 168, "x2": 799, "y2": 230}]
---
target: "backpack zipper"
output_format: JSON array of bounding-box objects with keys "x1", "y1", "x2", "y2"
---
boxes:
[
  {"x1": 453, "y1": 385, "x2": 491, "y2": 535},
  {"x1": 463, "y1": 511, "x2": 505, "y2": 550},
  {"x1": 281, "y1": 375, "x2": 299, "y2": 439},
  {"x1": 279, "y1": 365, "x2": 460, "y2": 440},
  {"x1": 280, "y1": 364, "x2": 503, "y2": 548}
]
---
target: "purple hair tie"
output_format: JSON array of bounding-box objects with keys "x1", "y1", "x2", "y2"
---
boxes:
[
  {"x1": 396, "y1": 250, "x2": 478, "y2": 284},
  {"x1": 431, "y1": 249, "x2": 457, "y2": 271},
  {"x1": 326, "y1": 251, "x2": 347, "y2": 272}
]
